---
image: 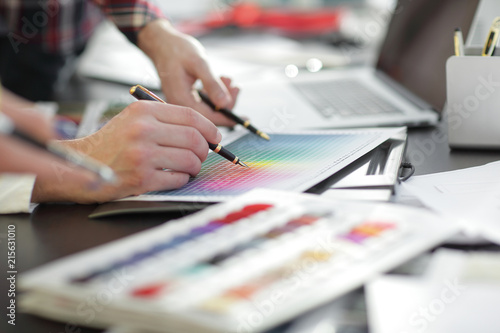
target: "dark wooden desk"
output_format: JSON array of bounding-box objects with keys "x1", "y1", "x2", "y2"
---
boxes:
[
  {"x1": 2, "y1": 78, "x2": 500, "y2": 333},
  {"x1": 0, "y1": 204, "x2": 178, "y2": 333}
]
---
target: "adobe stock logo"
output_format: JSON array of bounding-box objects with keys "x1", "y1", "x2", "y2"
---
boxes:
[{"x1": 7, "y1": 0, "x2": 60, "y2": 53}]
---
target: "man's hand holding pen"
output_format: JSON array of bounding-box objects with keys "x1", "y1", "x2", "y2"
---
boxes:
[
  {"x1": 130, "y1": 85, "x2": 250, "y2": 167},
  {"x1": 31, "y1": 101, "x2": 225, "y2": 203},
  {"x1": 137, "y1": 19, "x2": 240, "y2": 127},
  {"x1": 2, "y1": 84, "x2": 246, "y2": 204}
]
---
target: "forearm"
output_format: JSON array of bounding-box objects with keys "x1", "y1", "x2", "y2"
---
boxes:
[
  {"x1": 31, "y1": 170, "x2": 103, "y2": 204},
  {"x1": 137, "y1": 19, "x2": 194, "y2": 67},
  {"x1": 30, "y1": 137, "x2": 117, "y2": 204},
  {"x1": 2, "y1": 88, "x2": 36, "y2": 109}
]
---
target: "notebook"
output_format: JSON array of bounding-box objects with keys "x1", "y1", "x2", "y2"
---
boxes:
[{"x1": 235, "y1": 0, "x2": 480, "y2": 130}]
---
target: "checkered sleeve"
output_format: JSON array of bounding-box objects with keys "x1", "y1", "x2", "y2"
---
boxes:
[{"x1": 92, "y1": 0, "x2": 166, "y2": 44}]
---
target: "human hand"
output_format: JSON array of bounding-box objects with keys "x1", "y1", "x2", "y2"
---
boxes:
[
  {"x1": 32, "y1": 101, "x2": 221, "y2": 203},
  {"x1": 0, "y1": 89, "x2": 97, "y2": 186},
  {"x1": 138, "y1": 19, "x2": 240, "y2": 126}
]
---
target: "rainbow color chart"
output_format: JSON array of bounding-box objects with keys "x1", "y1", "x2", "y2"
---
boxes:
[{"x1": 130, "y1": 129, "x2": 401, "y2": 201}]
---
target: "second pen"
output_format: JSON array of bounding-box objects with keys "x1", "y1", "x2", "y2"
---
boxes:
[{"x1": 129, "y1": 85, "x2": 248, "y2": 168}]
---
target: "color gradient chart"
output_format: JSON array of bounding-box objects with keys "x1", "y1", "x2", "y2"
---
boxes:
[{"x1": 128, "y1": 129, "x2": 401, "y2": 202}]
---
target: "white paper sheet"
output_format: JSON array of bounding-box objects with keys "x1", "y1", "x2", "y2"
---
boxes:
[
  {"x1": 398, "y1": 160, "x2": 500, "y2": 245},
  {"x1": 367, "y1": 249, "x2": 500, "y2": 333}
]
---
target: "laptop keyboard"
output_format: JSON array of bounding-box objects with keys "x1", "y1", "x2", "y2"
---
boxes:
[{"x1": 293, "y1": 79, "x2": 403, "y2": 118}]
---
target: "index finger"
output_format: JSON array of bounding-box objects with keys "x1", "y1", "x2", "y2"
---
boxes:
[
  {"x1": 158, "y1": 67, "x2": 236, "y2": 127},
  {"x1": 138, "y1": 101, "x2": 222, "y2": 144}
]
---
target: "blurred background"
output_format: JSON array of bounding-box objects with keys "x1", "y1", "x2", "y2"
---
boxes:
[{"x1": 74, "y1": 0, "x2": 397, "y2": 97}]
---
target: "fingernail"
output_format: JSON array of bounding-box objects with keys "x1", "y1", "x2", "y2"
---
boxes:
[
  {"x1": 216, "y1": 129, "x2": 222, "y2": 142},
  {"x1": 217, "y1": 92, "x2": 231, "y2": 106}
]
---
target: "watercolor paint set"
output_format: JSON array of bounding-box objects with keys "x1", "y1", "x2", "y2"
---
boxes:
[{"x1": 19, "y1": 189, "x2": 457, "y2": 333}]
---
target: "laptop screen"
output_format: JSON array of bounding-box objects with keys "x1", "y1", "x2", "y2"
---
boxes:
[{"x1": 376, "y1": 0, "x2": 479, "y2": 112}]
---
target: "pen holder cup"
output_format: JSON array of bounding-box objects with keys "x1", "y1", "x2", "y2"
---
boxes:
[{"x1": 446, "y1": 56, "x2": 500, "y2": 149}]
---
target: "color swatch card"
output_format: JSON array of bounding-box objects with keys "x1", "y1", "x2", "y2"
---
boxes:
[
  {"x1": 19, "y1": 189, "x2": 458, "y2": 333},
  {"x1": 122, "y1": 128, "x2": 404, "y2": 202}
]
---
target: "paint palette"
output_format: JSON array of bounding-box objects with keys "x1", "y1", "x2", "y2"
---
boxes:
[
  {"x1": 19, "y1": 190, "x2": 457, "y2": 333},
  {"x1": 126, "y1": 129, "x2": 403, "y2": 201}
]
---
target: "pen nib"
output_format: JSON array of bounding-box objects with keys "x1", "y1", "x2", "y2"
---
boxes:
[
  {"x1": 259, "y1": 132, "x2": 271, "y2": 141},
  {"x1": 238, "y1": 161, "x2": 249, "y2": 168}
]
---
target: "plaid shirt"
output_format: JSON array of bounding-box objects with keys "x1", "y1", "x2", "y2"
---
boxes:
[{"x1": 0, "y1": 0, "x2": 165, "y2": 54}]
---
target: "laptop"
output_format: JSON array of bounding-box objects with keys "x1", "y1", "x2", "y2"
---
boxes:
[{"x1": 235, "y1": 0, "x2": 480, "y2": 130}]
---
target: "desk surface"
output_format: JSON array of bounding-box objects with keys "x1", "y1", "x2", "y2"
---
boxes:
[{"x1": 2, "y1": 77, "x2": 500, "y2": 333}]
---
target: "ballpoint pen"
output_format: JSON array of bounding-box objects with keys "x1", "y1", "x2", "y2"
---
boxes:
[
  {"x1": 0, "y1": 112, "x2": 117, "y2": 183},
  {"x1": 129, "y1": 85, "x2": 248, "y2": 168},
  {"x1": 197, "y1": 90, "x2": 270, "y2": 141}
]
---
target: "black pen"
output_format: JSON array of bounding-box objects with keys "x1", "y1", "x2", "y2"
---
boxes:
[
  {"x1": 129, "y1": 85, "x2": 248, "y2": 168},
  {"x1": 197, "y1": 90, "x2": 270, "y2": 141},
  {"x1": 0, "y1": 113, "x2": 117, "y2": 183}
]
